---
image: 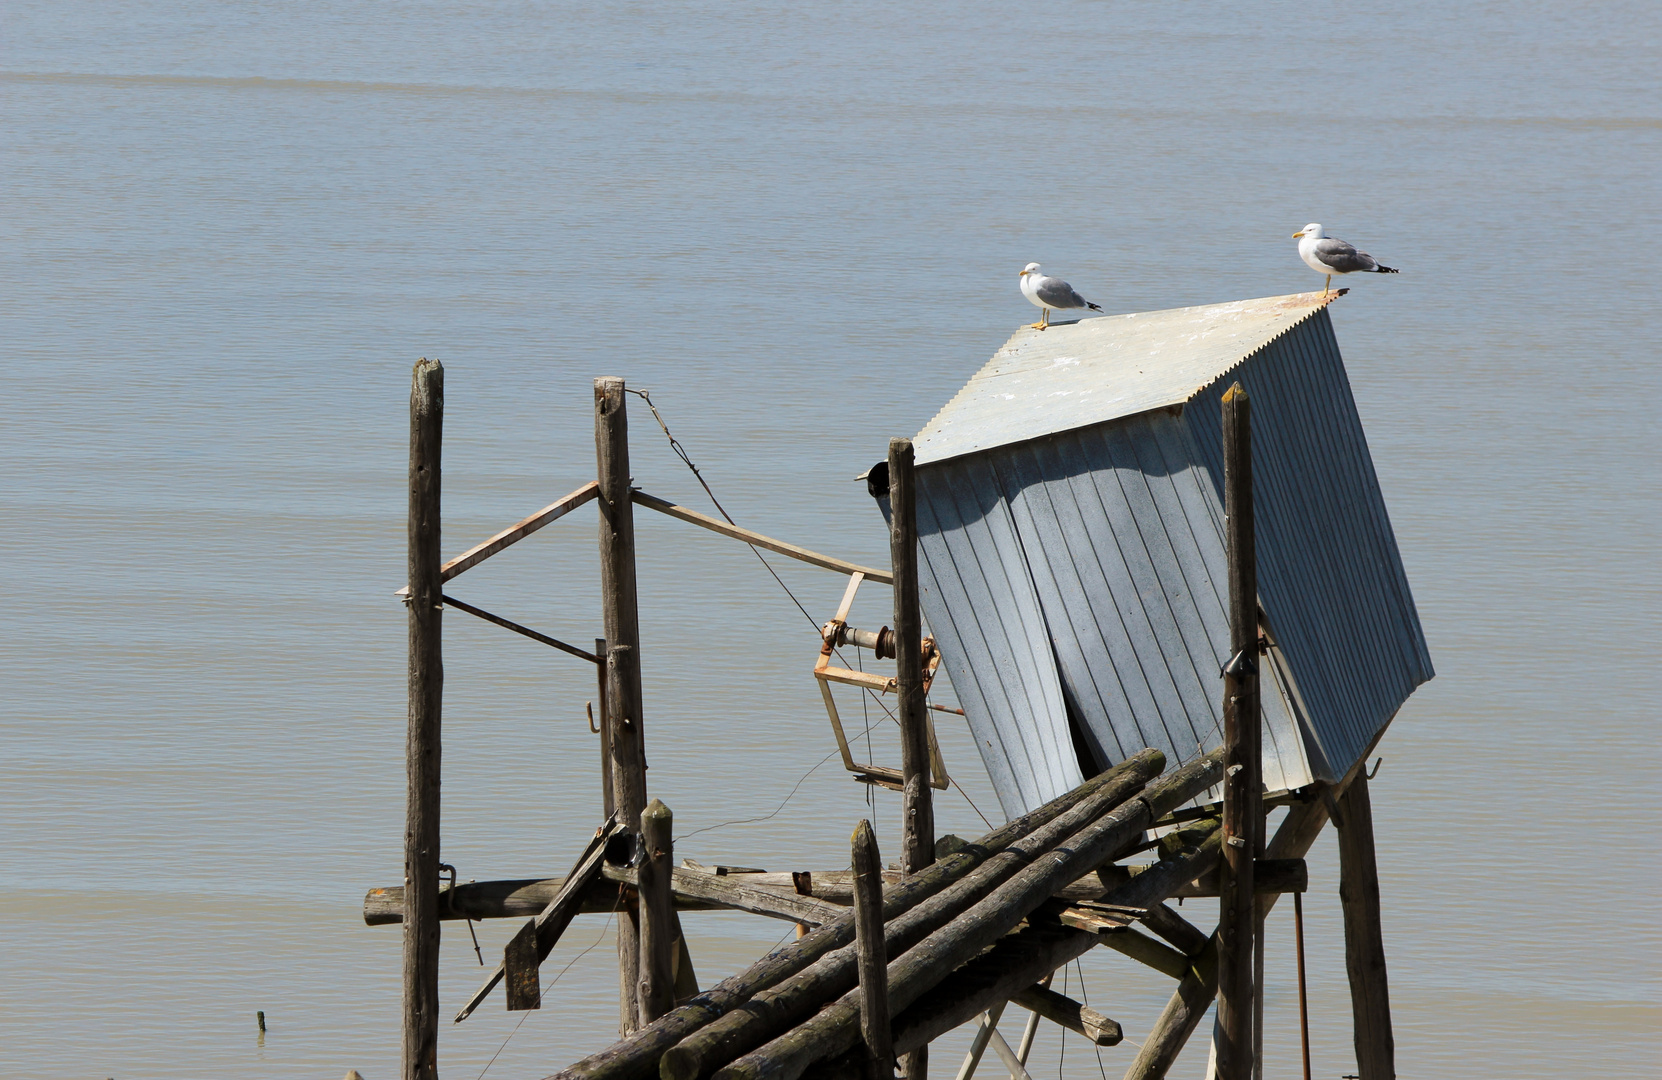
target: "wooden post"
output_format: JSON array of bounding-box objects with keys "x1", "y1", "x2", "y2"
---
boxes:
[
  {"x1": 639, "y1": 799, "x2": 676, "y2": 1023},
  {"x1": 597, "y1": 376, "x2": 648, "y2": 1034},
  {"x1": 888, "y1": 438, "x2": 933, "y2": 876},
  {"x1": 402, "y1": 358, "x2": 443, "y2": 1080},
  {"x1": 597, "y1": 638, "x2": 614, "y2": 818},
  {"x1": 1337, "y1": 774, "x2": 1395, "y2": 1080},
  {"x1": 889, "y1": 437, "x2": 932, "y2": 1080},
  {"x1": 851, "y1": 820, "x2": 892, "y2": 1077},
  {"x1": 1216, "y1": 382, "x2": 1260, "y2": 1080}
]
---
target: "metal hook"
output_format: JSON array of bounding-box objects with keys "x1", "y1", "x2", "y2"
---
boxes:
[
  {"x1": 1366, "y1": 756, "x2": 1384, "y2": 780},
  {"x1": 586, "y1": 701, "x2": 601, "y2": 734}
]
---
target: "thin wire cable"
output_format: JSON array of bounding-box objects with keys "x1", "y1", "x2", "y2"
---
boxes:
[
  {"x1": 956, "y1": 779, "x2": 994, "y2": 831},
  {"x1": 627, "y1": 386, "x2": 901, "y2": 726},
  {"x1": 676, "y1": 747, "x2": 842, "y2": 843},
  {"x1": 1074, "y1": 957, "x2": 1109, "y2": 1080},
  {"x1": 626, "y1": 387, "x2": 820, "y2": 628},
  {"x1": 476, "y1": 895, "x2": 623, "y2": 1080}
]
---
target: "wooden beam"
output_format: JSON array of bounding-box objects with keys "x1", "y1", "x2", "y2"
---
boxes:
[
  {"x1": 639, "y1": 800, "x2": 677, "y2": 1023},
  {"x1": 597, "y1": 377, "x2": 647, "y2": 1035},
  {"x1": 657, "y1": 750, "x2": 1170, "y2": 1080},
  {"x1": 393, "y1": 481, "x2": 599, "y2": 597},
  {"x1": 632, "y1": 489, "x2": 893, "y2": 584},
  {"x1": 1218, "y1": 381, "x2": 1260, "y2": 1080},
  {"x1": 402, "y1": 358, "x2": 443, "y2": 1080},
  {"x1": 1121, "y1": 793, "x2": 1334, "y2": 1080},
  {"x1": 1337, "y1": 775, "x2": 1395, "y2": 1080},
  {"x1": 602, "y1": 865, "x2": 846, "y2": 927},
  {"x1": 548, "y1": 754, "x2": 1161, "y2": 1080},
  {"x1": 708, "y1": 754, "x2": 1223, "y2": 1080},
  {"x1": 851, "y1": 820, "x2": 893, "y2": 1074},
  {"x1": 1009, "y1": 984, "x2": 1121, "y2": 1047},
  {"x1": 889, "y1": 437, "x2": 933, "y2": 1080},
  {"x1": 461, "y1": 820, "x2": 625, "y2": 1021},
  {"x1": 889, "y1": 439, "x2": 933, "y2": 881}
]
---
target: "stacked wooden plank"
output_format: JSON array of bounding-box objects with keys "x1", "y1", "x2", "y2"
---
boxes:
[{"x1": 550, "y1": 746, "x2": 1225, "y2": 1080}]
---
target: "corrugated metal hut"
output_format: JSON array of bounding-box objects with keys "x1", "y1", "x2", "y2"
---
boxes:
[{"x1": 893, "y1": 291, "x2": 1433, "y2": 818}]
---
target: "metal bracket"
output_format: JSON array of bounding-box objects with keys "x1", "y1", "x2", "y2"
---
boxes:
[{"x1": 814, "y1": 572, "x2": 950, "y2": 791}]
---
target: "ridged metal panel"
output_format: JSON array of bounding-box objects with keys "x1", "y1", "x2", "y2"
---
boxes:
[
  {"x1": 1181, "y1": 307, "x2": 1434, "y2": 777},
  {"x1": 914, "y1": 293, "x2": 1340, "y2": 466},
  {"x1": 908, "y1": 465, "x2": 1083, "y2": 818},
  {"x1": 913, "y1": 417, "x2": 1313, "y2": 816},
  {"x1": 902, "y1": 293, "x2": 1431, "y2": 815}
]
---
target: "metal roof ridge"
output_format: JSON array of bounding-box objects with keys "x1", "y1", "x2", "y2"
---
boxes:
[{"x1": 913, "y1": 290, "x2": 1342, "y2": 466}]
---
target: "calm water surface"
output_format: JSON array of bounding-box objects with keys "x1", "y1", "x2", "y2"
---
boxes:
[{"x1": 3, "y1": 3, "x2": 1658, "y2": 1078}]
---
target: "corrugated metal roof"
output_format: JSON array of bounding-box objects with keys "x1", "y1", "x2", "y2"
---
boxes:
[
  {"x1": 914, "y1": 292, "x2": 1340, "y2": 466},
  {"x1": 1181, "y1": 309, "x2": 1434, "y2": 775},
  {"x1": 901, "y1": 295, "x2": 1431, "y2": 817}
]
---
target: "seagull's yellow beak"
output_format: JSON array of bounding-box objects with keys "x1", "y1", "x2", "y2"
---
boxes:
[
  {"x1": 1292, "y1": 231, "x2": 1306, "y2": 239},
  {"x1": 1018, "y1": 269, "x2": 1029, "y2": 276}
]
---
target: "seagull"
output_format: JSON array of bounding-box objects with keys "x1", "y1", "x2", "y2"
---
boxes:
[
  {"x1": 1292, "y1": 224, "x2": 1398, "y2": 295},
  {"x1": 1018, "y1": 263, "x2": 1103, "y2": 330}
]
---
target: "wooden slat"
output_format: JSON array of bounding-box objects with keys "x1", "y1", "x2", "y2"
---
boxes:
[
  {"x1": 631, "y1": 490, "x2": 893, "y2": 584},
  {"x1": 603, "y1": 865, "x2": 845, "y2": 927},
  {"x1": 456, "y1": 819, "x2": 624, "y2": 1022},
  {"x1": 394, "y1": 481, "x2": 600, "y2": 596},
  {"x1": 445, "y1": 481, "x2": 599, "y2": 581}
]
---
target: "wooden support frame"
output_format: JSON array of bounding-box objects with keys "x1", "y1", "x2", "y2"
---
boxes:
[
  {"x1": 402, "y1": 358, "x2": 443, "y2": 1080},
  {"x1": 393, "y1": 480, "x2": 599, "y2": 597},
  {"x1": 597, "y1": 376, "x2": 649, "y2": 1035},
  {"x1": 1337, "y1": 774, "x2": 1395, "y2": 1080},
  {"x1": 1217, "y1": 382, "x2": 1261, "y2": 1080},
  {"x1": 632, "y1": 490, "x2": 893, "y2": 584}
]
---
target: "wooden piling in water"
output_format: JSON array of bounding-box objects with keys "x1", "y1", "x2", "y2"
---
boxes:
[
  {"x1": 851, "y1": 821, "x2": 892, "y2": 1077},
  {"x1": 640, "y1": 799, "x2": 677, "y2": 1023},
  {"x1": 596, "y1": 376, "x2": 648, "y2": 1034},
  {"x1": 1337, "y1": 774, "x2": 1395, "y2": 1080},
  {"x1": 402, "y1": 358, "x2": 443, "y2": 1080},
  {"x1": 1217, "y1": 382, "x2": 1260, "y2": 1080},
  {"x1": 888, "y1": 437, "x2": 931, "y2": 1080}
]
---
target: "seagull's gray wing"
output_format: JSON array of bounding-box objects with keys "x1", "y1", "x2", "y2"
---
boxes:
[
  {"x1": 1035, "y1": 276, "x2": 1089, "y2": 309},
  {"x1": 1311, "y1": 237, "x2": 1379, "y2": 274}
]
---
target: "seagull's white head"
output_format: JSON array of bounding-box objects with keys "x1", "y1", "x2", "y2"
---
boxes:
[
  {"x1": 1292, "y1": 223, "x2": 1325, "y2": 240},
  {"x1": 1019, "y1": 262, "x2": 1042, "y2": 277}
]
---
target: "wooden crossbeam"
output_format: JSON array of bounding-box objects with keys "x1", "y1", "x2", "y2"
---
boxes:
[
  {"x1": 631, "y1": 490, "x2": 893, "y2": 584},
  {"x1": 395, "y1": 481, "x2": 600, "y2": 596}
]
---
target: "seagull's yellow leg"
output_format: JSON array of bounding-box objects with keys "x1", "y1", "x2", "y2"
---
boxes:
[
  {"x1": 1029, "y1": 310, "x2": 1047, "y2": 330},
  {"x1": 1324, "y1": 274, "x2": 1332, "y2": 295}
]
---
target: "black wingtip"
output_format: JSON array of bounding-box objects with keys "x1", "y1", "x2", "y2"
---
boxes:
[
  {"x1": 1087, "y1": 302, "x2": 1103, "y2": 311},
  {"x1": 1376, "y1": 265, "x2": 1399, "y2": 274}
]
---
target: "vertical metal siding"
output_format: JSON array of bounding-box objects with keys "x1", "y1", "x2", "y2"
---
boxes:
[
  {"x1": 912, "y1": 411, "x2": 1316, "y2": 817},
  {"x1": 910, "y1": 464, "x2": 1082, "y2": 818},
  {"x1": 1182, "y1": 309, "x2": 1433, "y2": 777}
]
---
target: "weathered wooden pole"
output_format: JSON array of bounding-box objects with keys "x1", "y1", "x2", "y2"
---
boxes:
[
  {"x1": 888, "y1": 437, "x2": 933, "y2": 875},
  {"x1": 851, "y1": 820, "x2": 892, "y2": 1078},
  {"x1": 1337, "y1": 774, "x2": 1395, "y2": 1080},
  {"x1": 1216, "y1": 382, "x2": 1260, "y2": 1080},
  {"x1": 402, "y1": 357, "x2": 443, "y2": 1080},
  {"x1": 889, "y1": 437, "x2": 932, "y2": 1080},
  {"x1": 597, "y1": 637, "x2": 614, "y2": 817},
  {"x1": 597, "y1": 376, "x2": 648, "y2": 1034},
  {"x1": 1120, "y1": 792, "x2": 1334, "y2": 1080},
  {"x1": 1294, "y1": 891, "x2": 1312, "y2": 1080},
  {"x1": 639, "y1": 799, "x2": 677, "y2": 1023}
]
